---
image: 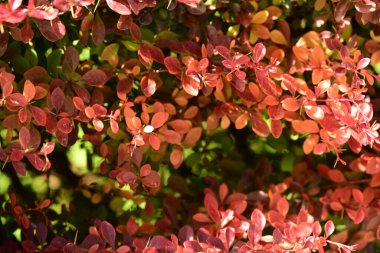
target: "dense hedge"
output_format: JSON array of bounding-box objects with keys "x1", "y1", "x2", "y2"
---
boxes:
[{"x1": 0, "y1": 0, "x2": 380, "y2": 252}]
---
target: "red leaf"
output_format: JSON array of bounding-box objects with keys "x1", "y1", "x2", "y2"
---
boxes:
[
  {"x1": 170, "y1": 148, "x2": 183, "y2": 169},
  {"x1": 21, "y1": 240, "x2": 36, "y2": 253},
  {"x1": 253, "y1": 42, "x2": 266, "y2": 62},
  {"x1": 12, "y1": 161, "x2": 26, "y2": 176},
  {"x1": 92, "y1": 14, "x2": 105, "y2": 45},
  {"x1": 141, "y1": 171, "x2": 161, "y2": 188},
  {"x1": 35, "y1": 19, "x2": 65, "y2": 42},
  {"x1": 162, "y1": 130, "x2": 182, "y2": 144},
  {"x1": 149, "y1": 134, "x2": 160, "y2": 151},
  {"x1": 73, "y1": 97, "x2": 85, "y2": 111},
  {"x1": 164, "y1": 56, "x2": 182, "y2": 74},
  {"x1": 24, "y1": 66, "x2": 49, "y2": 84},
  {"x1": 117, "y1": 171, "x2": 137, "y2": 185},
  {"x1": 40, "y1": 142, "x2": 55, "y2": 155},
  {"x1": 141, "y1": 75, "x2": 157, "y2": 97},
  {"x1": 351, "y1": 189, "x2": 363, "y2": 204},
  {"x1": 100, "y1": 221, "x2": 116, "y2": 247},
  {"x1": 271, "y1": 119, "x2": 282, "y2": 139},
  {"x1": 140, "y1": 164, "x2": 151, "y2": 177},
  {"x1": 23, "y1": 80, "x2": 36, "y2": 102},
  {"x1": 29, "y1": 106, "x2": 46, "y2": 126},
  {"x1": 117, "y1": 78, "x2": 132, "y2": 101},
  {"x1": 183, "y1": 127, "x2": 202, "y2": 147},
  {"x1": 18, "y1": 107, "x2": 28, "y2": 124},
  {"x1": 19, "y1": 127, "x2": 31, "y2": 149},
  {"x1": 7, "y1": 93, "x2": 28, "y2": 107},
  {"x1": 251, "y1": 114, "x2": 270, "y2": 137},
  {"x1": 324, "y1": 220, "x2": 335, "y2": 238},
  {"x1": 57, "y1": 118, "x2": 73, "y2": 134},
  {"x1": 328, "y1": 169, "x2": 346, "y2": 183},
  {"x1": 130, "y1": 22, "x2": 141, "y2": 41},
  {"x1": 51, "y1": 88, "x2": 65, "y2": 111},
  {"x1": 151, "y1": 112, "x2": 169, "y2": 129},
  {"x1": 82, "y1": 69, "x2": 107, "y2": 87},
  {"x1": 251, "y1": 209, "x2": 266, "y2": 231}
]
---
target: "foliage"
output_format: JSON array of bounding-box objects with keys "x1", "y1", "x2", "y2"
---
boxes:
[{"x1": 0, "y1": 0, "x2": 380, "y2": 252}]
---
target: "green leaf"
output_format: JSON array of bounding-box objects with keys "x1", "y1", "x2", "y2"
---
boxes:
[{"x1": 47, "y1": 49, "x2": 63, "y2": 76}]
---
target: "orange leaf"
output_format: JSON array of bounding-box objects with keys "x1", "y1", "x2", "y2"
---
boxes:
[{"x1": 270, "y1": 30, "x2": 288, "y2": 46}]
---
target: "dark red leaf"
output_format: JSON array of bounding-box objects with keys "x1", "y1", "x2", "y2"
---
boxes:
[
  {"x1": 57, "y1": 118, "x2": 73, "y2": 134},
  {"x1": 92, "y1": 14, "x2": 105, "y2": 45},
  {"x1": 164, "y1": 56, "x2": 182, "y2": 74},
  {"x1": 82, "y1": 69, "x2": 107, "y2": 87},
  {"x1": 100, "y1": 221, "x2": 116, "y2": 247},
  {"x1": 64, "y1": 46, "x2": 79, "y2": 71},
  {"x1": 141, "y1": 171, "x2": 161, "y2": 188},
  {"x1": 36, "y1": 222, "x2": 48, "y2": 245},
  {"x1": 51, "y1": 88, "x2": 65, "y2": 111}
]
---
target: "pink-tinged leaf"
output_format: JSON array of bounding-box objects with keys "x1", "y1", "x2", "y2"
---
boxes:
[
  {"x1": 141, "y1": 75, "x2": 157, "y2": 97},
  {"x1": 19, "y1": 127, "x2": 31, "y2": 149},
  {"x1": 12, "y1": 161, "x2": 26, "y2": 176},
  {"x1": 82, "y1": 69, "x2": 107, "y2": 87},
  {"x1": 110, "y1": 118, "x2": 119, "y2": 134},
  {"x1": 251, "y1": 209, "x2": 266, "y2": 231},
  {"x1": 141, "y1": 170, "x2": 161, "y2": 188},
  {"x1": 151, "y1": 112, "x2": 169, "y2": 129},
  {"x1": 36, "y1": 222, "x2": 48, "y2": 245},
  {"x1": 313, "y1": 143, "x2": 328, "y2": 155},
  {"x1": 304, "y1": 104, "x2": 324, "y2": 120},
  {"x1": 64, "y1": 46, "x2": 79, "y2": 71},
  {"x1": 100, "y1": 221, "x2": 116, "y2": 247},
  {"x1": 93, "y1": 118, "x2": 104, "y2": 132},
  {"x1": 312, "y1": 221, "x2": 322, "y2": 236},
  {"x1": 20, "y1": 20, "x2": 34, "y2": 43},
  {"x1": 9, "y1": 0, "x2": 22, "y2": 10},
  {"x1": 357, "y1": 58, "x2": 370, "y2": 69},
  {"x1": 51, "y1": 88, "x2": 64, "y2": 111},
  {"x1": 377, "y1": 227, "x2": 380, "y2": 240},
  {"x1": 328, "y1": 169, "x2": 346, "y2": 183},
  {"x1": 324, "y1": 220, "x2": 335, "y2": 238},
  {"x1": 116, "y1": 245, "x2": 130, "y2": 253},
  {"x1": 57, "y1": 118, "x2": 72, "y2": 134},
  {"x1": 253, "y1": 42, "x2": 266, "y2": 62},
  {"x1": 92, "y1": 13, "x2": 105, "y2": 45},
  {"x1": 164, "y1": 56, "x2": 182, "y2": 74},
  {"x1": 335, "y1": 127, "x2": 351, "y2": 145},
  {"x1": 7, "y1": 93, "x2": 28, "y2": 107},
  {"x1": 23, "y1": 80, "x2": 36, "y2": 102},
  {"x1": 40, "y1": 142, "x2": 55, "y2": 155},
  {"x1": 106, "y1": 0, "x2": 131, "y2": 15},
  {"x1": 73, "y1": 97, "x2": 85, "y2": 111},
  {"x1": 273, "y1": 229, "x2": 282, "y2": 245},
  {"x1": 277, "y1": 197, "x2": 289, "y2": 217}
]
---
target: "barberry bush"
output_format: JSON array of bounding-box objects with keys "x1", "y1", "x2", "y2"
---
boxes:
[{"x1": 0, "y1": 0, "x2": 380, "y2": 252}]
